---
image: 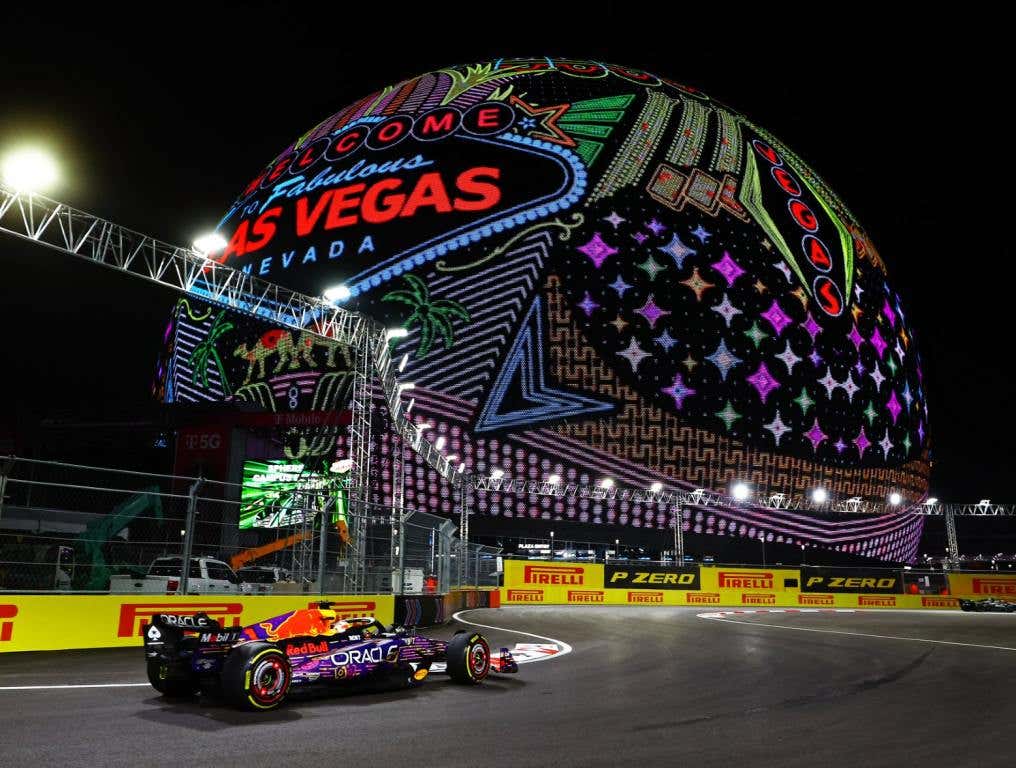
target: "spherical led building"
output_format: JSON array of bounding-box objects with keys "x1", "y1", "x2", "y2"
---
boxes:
[{"x1": 169, "y1": 59, "x2": 929, "y2": 562}]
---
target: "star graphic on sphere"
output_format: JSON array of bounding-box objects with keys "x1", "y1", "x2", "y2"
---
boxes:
[
  {"x1": 790, "y1": 286, "x2": 808, "y2": 309},
  {"x1": 705, "y1": 338, "x2": 742, "y2": 382},
  {"x1": 646, "y1": 218, "x2": 667, "y2": 236},
  {"x1": 879, "y1": 429, "x2": 894, "y2": 459},
  {"x1": 917, "y1": 420, "x2": 926, "y2": 445},
  {"x1": 617, "y1": 337, "x2": 651, "y2": 372},
  {"x1": 801, "y1": 312, "x2": 822, "y2": 343},
  {"x1": 632, "y1": 231, "x2": 649, "y2": 245},
  {"x1": 661, "y1": 372, "x2": 696, "y2": 410},
  {"x1": 900, "y1": 326, "x2": 910, "y2": 348},
  {"x1": 577, "y1": 291, "x2": 599, "y2": 317},
  {"x1": 870, "y1": 327, "x2": 888, "y2": 358},
  {"x1": 902, "y1": 433, "x2": 912, "y2": 454},
  {"x1": 682, "y1": 354, "x2": 698, "y2": 373},
  {"x1": 762, "y1": 238, "x2": 773, "y2": 251},
  {"x1": 764, "y1": 411, "x2": 791, "y2": 446},
  {"x1": 754, "y1": 279, "x2": 768, "y2": 294},
  {"x1": 691, "y1": 225, "x2": 711, "y2": 243},
  {"x1": 870, "y1": 363, "x2": 886, "y2": 390},
  {"x1": 761, "y1": 300, "x2": 792, "y2": 336},
  {"x1": 774, "y1": 340, "x2": 802, "y2": 373},
  {"x1": 834, "y1": 437, "x2": 847, "y2": 454},
  {"x1": 808, "y1": 349, "x2": 823, "y2": 367},
  {"x1": 818, "y1": 367, "x2": 841, "y2": 398},
  {"x1": 902, "y1": 382, "x2": 913, "y2": 410},
  {"x1": 854, "y1": 283, "x2": 865, "y2": 301},
  {"x1": 680, "y1": 267, "x2": 715, "y2": 301},
  {"x1": 746, "y1": 362, "x2": 781, "y2": 404},
  {"x1": 886, "y1": 356, "x2": 898, "y2": 377},
  {"x1": 608, "y1": 274, "x2": 633, "y2": 297},
  {"x1": 638, "y1": 256, "x2": 667, "y2": 281},
  {"x1": 635, "y1": 294, "x2": 671, "y2": 329},
  {"x1": 794, "y1": 387, "x2": 815, "y2": 416},
  {"x1": 886, "y1": 390, "x2": 903, "y2": 424},
  {"x1": 715, "y1": 401, "x2": 742, "y2": 431},
  {"x1": 805, "y1": 418, "x2": 828, "y2": 452},
  {"x1": 854, "y1": 426, "x2": 872, "y2": 458},
  {"x1": 711, "y1": 251, "x2": 746, "y2": 287},
  {"x1": 895, "y1": 340, "x2": 905, "y2": 362},
  {"x1": 842, "y1": 372, "x2": 861, "y2": 403},
  {"x1": 774, "y1": 261, "x2": 793, "y2": 282},
  {"x1": 863, "y1": 400, "x2": 877, "y2": 426},
  {"x1": 851, "y1": 304, "x2": 864, "y2": 324},
  {"x1": 609, "y1": 314, "x2": 628, "y2": 333},
  {"x1": 847, "y1": 324, "x2": 865, "y2": 351},
  {"x1": 743, "y1": 321, "x2": 769, "y2": 349},
  {"x1": 883, "y1": 297, "x2": 897, "y2": 328},
  {"x1": 854, "y1": 358, "x2": 866, "y2": 376},
  {"x1": 655, "y1": 329, "x2": 678, "y2": 351},
  {"x1": 603, "y1": 211, "x2": 626, "y2": 230},
  {"x1": 658, "y1": 233, "x2": 697, "y2": 270},
  {"x1": 711, "y1": 294, "x2": 742, "y2": 328},
  {"x1": 577, "y1": 232, "x2": 618, "y2": 269}
]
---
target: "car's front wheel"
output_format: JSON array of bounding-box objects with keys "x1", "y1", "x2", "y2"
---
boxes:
[{"x1": 221, "y1": 643, "x2": 292, "y2": 711}]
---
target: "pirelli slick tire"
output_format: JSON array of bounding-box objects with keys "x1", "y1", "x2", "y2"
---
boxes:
[
  {"x1": 222, "y1": 643, "x2": 292, "y2": 711},
  {"x1": 447, "y1": 632, "x2": 491, "y2": 685},
  {"x1": 146, "y1": 661, "x2": 197, "y2": 698}
]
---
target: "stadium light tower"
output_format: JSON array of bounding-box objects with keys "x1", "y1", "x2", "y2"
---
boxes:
[
  {"x1": 889, "y1": 492, "x2": 902, "y2": 506},
  {"x1": 2, "y1": 147, "x2": 58, "y2": 193},
  {"x1": 731, "y1": 482, "x2": 750, "y2": 502},
  {"x1": 650, "y1": 481, "x2": 663, "y2": 493},
  {"x1": 811, "y1": 487, "x2": 828, "y2": 504},
  {"x1": 323, "y1": 284, "x2": 351, "y2": 303},
  {"x1": 192, "y1": 232, "x2": 227, "y2": 255}
]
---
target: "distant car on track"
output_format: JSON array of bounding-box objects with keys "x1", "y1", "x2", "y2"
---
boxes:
[
  {"x1": 958, "y1": 598, "x2": 1016, "y2": 613},
  {"x1": 143, "y1": 602, "x2": 518, "y2": 710}
]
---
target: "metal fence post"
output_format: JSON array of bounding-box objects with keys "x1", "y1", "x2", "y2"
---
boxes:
[
  {"x1": 179, "y1": 477, "x2": 202, "y2": 595},
  {"x1": 317, "y1": 507, "x2": 328, "y2": 595},
  {"x1": 945, "y1": 507, "x2": 960, "y2": 568},
  {"x1": 0, "y1": 458, "x2": 11, "y2": 523}
]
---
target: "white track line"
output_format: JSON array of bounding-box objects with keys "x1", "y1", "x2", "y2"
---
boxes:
[
  {"x1": 0, "y1": 682, "x2": 150, "y2": 691},
  {"x1": 452, "y1": 609, "x2": 573, "y2": 663},
  {"x1": 699, "y1": 614, "x2": 1016, "y2": 652}
]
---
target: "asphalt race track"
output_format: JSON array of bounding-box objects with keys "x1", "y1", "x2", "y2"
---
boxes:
[{"x1": 2, "y1": 607, "x2": 1015, "y2": 767}]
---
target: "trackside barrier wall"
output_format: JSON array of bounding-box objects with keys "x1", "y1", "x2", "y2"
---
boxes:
[
  {"x1": 500, "y1": 561, "x2": 1015, "y2": 610},
  {"x1": 394, "y1": 588, "x2": 500, "y2": 627},
  {"x1": 0, "y1": 594, "x2": 394, "y2": 653}
]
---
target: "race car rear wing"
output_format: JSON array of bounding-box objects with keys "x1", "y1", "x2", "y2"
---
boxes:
[{"x1": 143, "y1": 613, "x2": 243, "y2": 655}]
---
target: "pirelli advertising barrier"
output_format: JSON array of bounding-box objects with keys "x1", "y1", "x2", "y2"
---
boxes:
[
  {"x1": 501, "y1": 561, "x2": 963, "y2": 611},
  {"x1": 0, "y1": 594, "x2": 395, "y2": 653}
]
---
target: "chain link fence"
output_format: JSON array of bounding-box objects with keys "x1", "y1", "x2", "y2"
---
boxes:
[{"x1": 0, "y1": 456, "x2": 498, "y2": 594}]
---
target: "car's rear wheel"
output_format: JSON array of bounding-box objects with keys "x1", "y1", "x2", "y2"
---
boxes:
[
  {"x1": 146, "y1": 660, "x2": 196, "y2": 697},
  {"x1": 446, "y1": 632, "x2": 490, "y2": 684},
  {"x1": 221, "y1": 643, "x2": 292, "y2": 711}
]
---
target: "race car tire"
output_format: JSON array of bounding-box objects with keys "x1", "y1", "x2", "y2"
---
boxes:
[
  {"x1": 222, "y1": 643, "x2": 292, "y2": 711},
  {"x1": 146, "y1": 661, "x2": 196, "y2": 698},
  {"x1": 446, "y1": 632, "x2": 490, "y2": 684}
]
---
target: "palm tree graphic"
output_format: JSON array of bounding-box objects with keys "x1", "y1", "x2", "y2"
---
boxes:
[
  {"x1": 189, "y1": 309, "x2": 235, "y2": 395},
  {"x1": 382, "y1": 274, "x2": 470, "y2": 358}
]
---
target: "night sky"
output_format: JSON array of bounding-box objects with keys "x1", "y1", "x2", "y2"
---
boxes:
[{"x1": 0, "y1": 5, "x2": 1011, "y2": 503}]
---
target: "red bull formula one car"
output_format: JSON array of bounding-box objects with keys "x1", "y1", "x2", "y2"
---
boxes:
[{"x1": 143, "y1": 602, "x2": 518, "y2": 710}]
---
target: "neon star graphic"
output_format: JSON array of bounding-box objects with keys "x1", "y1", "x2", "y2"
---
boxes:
[
  {"x1": 882, "y1": 297, "x2": 896, "y2": 328},
  {"x1": 754, "y1": 279, "x2": 768, "y2": 294},
  {"x1": 850, "y1": 304, "x2": 864, "y2": 324},
  {"x1": 680, "y1": 267, "x2": 714, "y2": 301},
  {"x1": 609, "y1": 315, "x2": 628, "y2": 333},
  {"x1": 603, "y1": 211, "x2": 626, "y2": 230},
  {"x1": 834, "y1": 438, "x2": 847, "y2": 454},
  {"x1": 774, "y1": 340, "x2": 802, "y2": 373},
  {"x1": 705, "y1": 339, "x2": 742, "y2": 381},
  {"x1": 818, "y1": 367, "x2": 841, "y2": 398},
  {"x1": 790, "y1": 286, "x2": 808, "y2": 309},
  {"x1": 715, "y1": 401, "x2": 742, "y2": 431},
  {"x1": 655, "y1": 329, "x2": 678, "y2": 351},
  {"x1": 842, "y1": 372, "x2": 861, "y2": 402},
  {"x1": 879, "y1": 429, "x2": 894, "y2": 459},
  {"x1": 746, "y1": 362, "x2": 781, "y2": 404},
  {"x1": 608, "y1": 274, "x2": 633, "y2": 297},
  {"x1": 761, "y1": 300, "x2": 792, "y2": 336},
  {"x1": 847, "y1": 324, "x2": 865, "y2": 351},
  {"x1": 743, "y1": 321, "x2": 768, "y2": 349},
  {"x1": 917, "y1": 421, "x2": 925, "y2": 445},
  {"x1": 632, "y1": 232, "x2": 648, "y2": 245},
  {"x1": 617, "y1": 337, "x2": 651, "y2": 372},
  {"x1": 902, "y1": 383, "x2": 913, "y2": 410},
  {"x1": 886, "y1": 356, "x2": 898, "y2": 377},
  {"x1": 762, "y1": 238, "x2": 773, "y2": 251},
  {"x1": 801, "y1": 312, "x2": 822, "y2": 343},
  {"x1": 895, "y1": 340, "x2": 905, "y2": 361},
  {"x1": 902, "y1": 433, "x2": 912, "y2": 454},
  {"x1": 774, "y1": 261, "x2": 792, "y2": 282},
  {"x1": 635, "y1": 294, "x2": 671, "y2": 329},
  {"x1": 854, "y1": 359, "x2": 866, "y2": 376},
  {"x1": 510, "y1": 95, "x2": 575, "y2": 146},
  {"x1": 854, "y1": 283, "x2": 865, "y2": 301},
  {"x1": 577, "y1": 232, "x2": 618, "y2": 269},
  {"x1": 808, "y1": 349, "x2": 822, "y2": 367},
  {"x1": 764, "y1": 411, "x2": 791, "y2": 446},
  {"x1": 794, "y1": 387, "x2": 815, "y2": 416},
  {"x1": 658, "y1": 233, "x2": 697, "y2": 270},
  {"x1": 711, "y1": 251, "x2": 746, "y2": 287},
  {"x1": 661, "y1": 372, "x2": 696, "y2": 410},
  {"x1": 870, "y1": 363, "x2": 886, "y2": 390},
  {"x1": 691, "y1": 225, "x2": 711, "y2": 243},
  {"x1": 646, "y1": 218, "x2": 667, "y2": 236},
  {"x1": 854, "y1": 426, "x2": 872, "y2": 458},
  {"x1": 886, "y1": 390, "x2": 903, "y2": 424},
  {"x1": 638, "y1": 256, "x2": 667, "y2": 281},
  {"x1": 863, "y1": 401, "x2": 877, "y2": 426},
  {"x1": 870, "y1": 327, "x2": 888, "y2": 358},
  {"x1": 804, "y1": 418, "x2": 827, "y2": 451},
  {"x1": 711, "y1": 294, "x2": 742, "y2": 328},
  {"x1": 682, "y1": 354, "x2": 698, "y2": 373},
  {"x1": 577, "y1": 292, "x2": 599, "y2": 317}
]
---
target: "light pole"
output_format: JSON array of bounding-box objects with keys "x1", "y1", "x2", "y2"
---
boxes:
[
  {"x1": 801, "y1": 543, "x2": 806, "y2": 566},
  {"x1": 760, "y1": 533, "x2": 766, "y2": 567},
  {"x1": 549, "y1": 531, "x2": 555, "y2": 561}
]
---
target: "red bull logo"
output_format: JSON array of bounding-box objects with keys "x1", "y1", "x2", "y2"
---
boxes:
[
  {"x1": 117, "y1": 602, "x2": 243, "y2": 638},
  {"x1": 628, "y1": 591, "x2": 664, "y2": 604},
  {"x1": 304, "y1": 600, "x2": 377, "y2": 618},
  {"x1": 719, "y1": 571, "x2": 774, "y2": 589},
  {"x1": 260, "y1": 609, "x2": 334, "y2": 642},
  {"x1": 972, "y1": 578, "x2": 1016, "y2": 595},
  {"x1": 568, "y1": 590, "x2": 604, "y2": 603},
  {"x1": 858, "y1": 595, "x2": 896, "y2": 607},
  {"x1": 506, "y1": 589, "x2": 543, "y2": 602},
  {"x1": 0, "y1": 604, "x2": 16, "y2": 642},
  {"x1": 285, "y1": 640, "x2": 329, "y2": 656},
  {"x1": 523, "y1": 565, "x2": 584, "y2": 585},
  {"x1": 798, "y1": 594, "x2": 834, "y2": 606},
  {"x1": 743, "y1": 593, "x2": 776, "y2": 606}
]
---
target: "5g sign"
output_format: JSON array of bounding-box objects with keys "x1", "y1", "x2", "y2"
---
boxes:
[{"x1": 184, "y1": 432, "x2": 221, "y2": 451}]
